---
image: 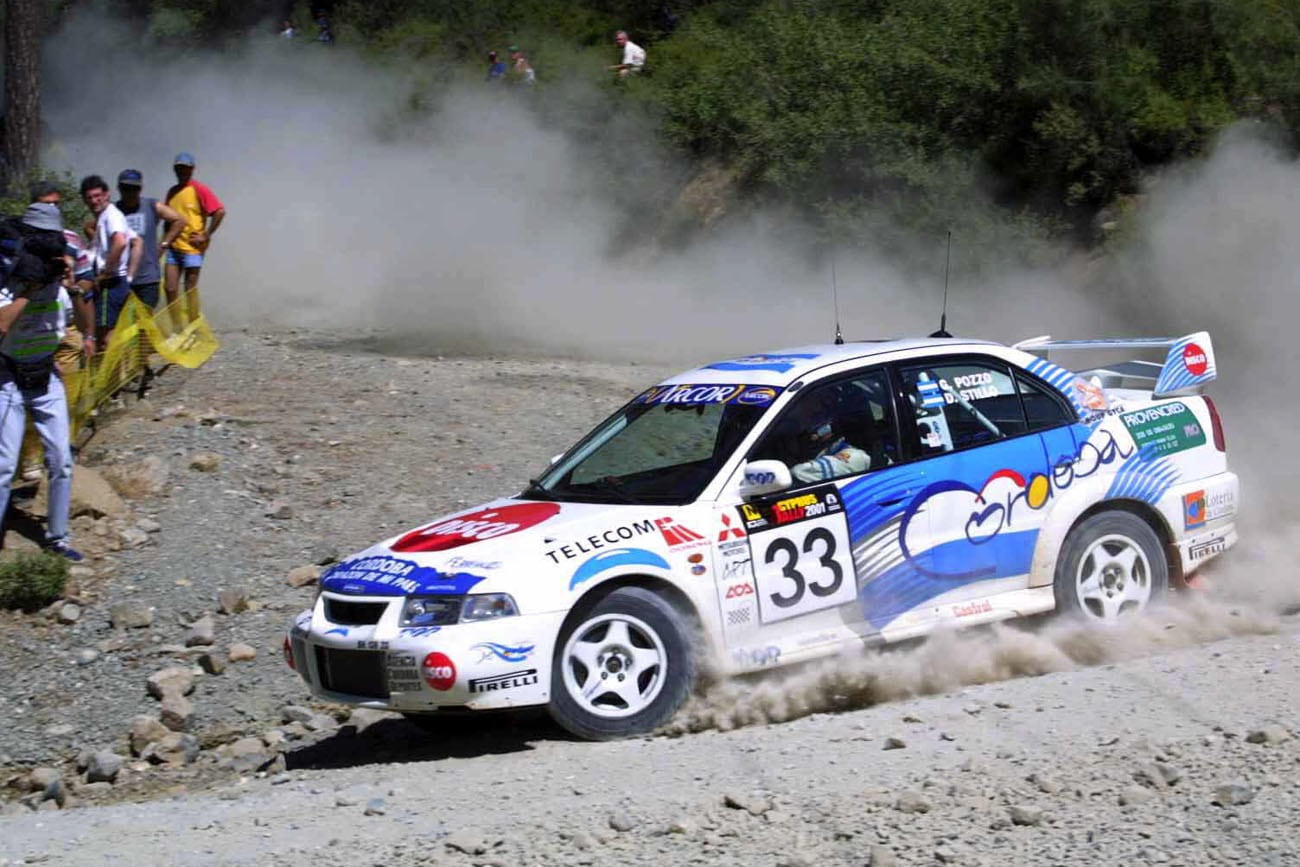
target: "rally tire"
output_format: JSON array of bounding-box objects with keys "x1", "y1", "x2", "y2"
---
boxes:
[
  {"x1": 548, "y1": 586, "x2": 696, "y2": 740},
  {"x1": 1054, "y1": 511, "x2": 1167, "y2": 623}
]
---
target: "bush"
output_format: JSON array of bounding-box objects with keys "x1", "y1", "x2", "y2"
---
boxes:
[{"x1": 0, "y1": 552, "x2": 69, "y2": 612}]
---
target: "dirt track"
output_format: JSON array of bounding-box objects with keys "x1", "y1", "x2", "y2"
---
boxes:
[{"x1": 1, "y1": 331, "x2": 1298, "y2": 866}]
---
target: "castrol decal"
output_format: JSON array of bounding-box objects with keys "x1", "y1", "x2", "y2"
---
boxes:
[
  {"x1": 392, "y1": 503, "x2": 561, "y2": 553},
  {"x1": 1183, "y1": 343, "x2": 1208, "y2": 377}
]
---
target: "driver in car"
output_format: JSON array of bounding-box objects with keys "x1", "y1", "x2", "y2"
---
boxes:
[{"x1": 788, "y1": 390, "x2": 871, "y2": 483}]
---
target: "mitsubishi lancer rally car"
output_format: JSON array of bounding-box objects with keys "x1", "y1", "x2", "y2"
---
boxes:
[{"x1": 286, "y1": 332, "x2": 1237, "y2": 739}]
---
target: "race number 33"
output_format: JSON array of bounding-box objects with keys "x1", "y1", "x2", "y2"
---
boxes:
[{"x1": 753, "y1": 511, "x2": 855, "y2": 624}]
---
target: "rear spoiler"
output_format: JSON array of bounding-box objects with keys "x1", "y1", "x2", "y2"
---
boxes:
[{"x1": 1013, "y1": 331, "x2": 1216, "y2": 397}]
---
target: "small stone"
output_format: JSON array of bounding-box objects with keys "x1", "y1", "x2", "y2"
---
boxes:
[
  {"x1": 609, "y1": 811, "x2": 638, "y2": 832},
  {"x1": 895, "y1": 791, "x2": 931, "y2": 814},
  {"x1": 363, "y1": 798, "x2": 386, "y2": 816},
  {"x1": 228, "y1": 642, "x2": 257, "y2": 662},
  {"x1": 1155, "y1": 763, "x2": 1184, "y2": 787},
  {"x1": 1246, "y1": 725, "x2": 1292, "y2": 745},
  {"x1": 1119, "y1": 785, "x2": 1156, "y2": 806},
  {"x1": 1213, "y1": 783, "x2": 1255, "y2": 807},
  {"x1": 137, "y1": 518, "x2": 162, "y2": 533},
  {"x1": 119, "y1": 527, "x2": 150, "y2": 548},
  {"x1": 334, "y1": 794, "x2": 358, "y2": 807},
  {"x1": 147, "y1": 666, "x2": 195, "y2": 699},
  {"x1": 883, "y1": 737, "x2": 907, "y2": 751},
  {"x1": 1134, "y1": 763, "x2": 1170, "y2": 790},
  {"x1": 282, "y1": 705, "x2": 314, "y2": 724},
  {"x1": 345, "y1": 708, "x2": 396, "y2": 735},
  {"x1": 868, "y1": 846, "x2": 898, "y2": 867},
  {"x1": 146, "y1": 732, "x2": 200, "y2": 766},
  {"x1": 25, "y1": 767, "x2": 60, "y2": 792},
  {"x1": 305, "y1": 714, "x2": 339, "y2": 733},
  {"x1": 75, "y1": 647, "x2": 99, "y2": 665},
  {"x1": 285, "y1": 565, "x2": 323, "y2": 588},
  {"x1": 129, "y1": 716, "x2": 170, "y2": 756},
  {"x1": 445, "y1": 829, "x2": 489, "y2": 855},
  {"x1": 57, "y1": 603, "x2": 81, "y2": 625},
  {"x1": 723, "y1": 792, "x2": 774, "y2": 816},
  {"x1": 189, "y1": 453, "x2": 221, "y2": 472},
  {"x1": 266, "y1": 502, "x2": 294, "y2": 520},
  {"x1": 85, "y1": 751, "x2": 123, "y2": 784},
  {"x1": 934, "y1": 848, "x2": 959, "y2": 864},
  {"x1": 216, "y1": 588, "x2": 249, "y2": 615},
  {"x1": 110, "y1": 601, "x2": 154, "y2": 630},
  {"x1": 43, "y1": 778, "x2": 68, "y2": 807},
  {"x1": 160, "y1": 693, "x2": 194, "y2": 731},
  {"x1": 227, "y1": 738, "x2": 266, "y2": 759},
  {"x1": 313, "y1": 546, "x2": 340, "y2": 566},
  {"x1": 184, "y1": 614, "x2": 216, "y2": 647},
  {"x1": 197, "y1": 652, "x2": 226, "y2": 675},
  {"x1": 1008, "y1": 805, "x2": 1043, "y2": 826},
  {"x1": 1028, "y1": 772, "x2": 1060, "y2": 794},
  {"x1": 44, "y1": 723, "x2": 74, "y2": 737}
]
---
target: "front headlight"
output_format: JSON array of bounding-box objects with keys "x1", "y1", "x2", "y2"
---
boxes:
[
  {"x1": 401, "y1": 596, "x2": 463, "y2": 627},
  {"x1": 459, "y1": 593, "x2": 519, "y2": 622}
]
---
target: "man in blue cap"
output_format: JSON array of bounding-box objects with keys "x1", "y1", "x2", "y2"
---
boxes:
[
  {"x1": 116, "y1": 169, "x2": 182, "y2": 311},
  {"x1": 164, "y1": 152, "x2": 225, "y2": 325}
]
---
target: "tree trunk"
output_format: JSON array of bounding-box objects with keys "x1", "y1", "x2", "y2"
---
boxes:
[{"x1": 3, "y1": 0, "x2": 43, "y2": 195}]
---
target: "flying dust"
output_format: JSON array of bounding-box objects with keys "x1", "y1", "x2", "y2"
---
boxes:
[{"x1": 35, "y1": 11, "x2": 1300, "y2": 729}]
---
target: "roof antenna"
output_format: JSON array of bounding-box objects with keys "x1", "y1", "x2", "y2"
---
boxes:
[
  {"x1": 929, "y1": 230, "x2": 953, "y2": 338},
  {"x1": 831, "y1": 247, "x2": 844, "y2": 345}
]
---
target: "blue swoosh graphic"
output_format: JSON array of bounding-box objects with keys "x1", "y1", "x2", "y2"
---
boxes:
[{"x1": 570, "y1": 547, "x2": 670, "y2": 589}]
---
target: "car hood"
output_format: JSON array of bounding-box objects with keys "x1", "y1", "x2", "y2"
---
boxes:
[{"x1": 320, "y1": 497, "x2": 679, "y2": 598}]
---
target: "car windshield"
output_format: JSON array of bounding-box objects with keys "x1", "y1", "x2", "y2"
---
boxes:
[{"x1": 522, "y1": 383, "x2": 778, "y2": 505}]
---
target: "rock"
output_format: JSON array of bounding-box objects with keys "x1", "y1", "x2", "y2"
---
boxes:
[
  {"x1": 147, "y1": 666, "x2": 195, "y2": 699},
  {"x1": 196, "y1": 651, "x2": 226, "y2": 675},
  {"x1": 266, "y1": 501, "x2": 294, "y2": 520},
  {"x1": 160, "y1": 693, "x2": 194, "y2": 731},
  {"x1": 305, "y1": 714, "x2": 339, "y2": 733},
  {"x1": 282, "y1": 705, "x2": 315, "y2": 724},
  {"x1": 85, "y1": 751, "x2": 123, "y2": 784},
  {"x1": 146, "y1": 732, "x2": 200, "y2": 766},
  {"x1": 57, "y1": 603, "x2": 81, "y2": 625},
  {"x1": 1008, "y1": 805, "x2": 1044, "y2": 826},
  {"x1": 895, "y1": 791, "x2": 931, "y2": 814},
  {"x1": 883, "y1": 737, "x2": 907, "y2": 751},
  {"x1": 101, "y1": 456, "x2": 170, "y2": 499},
  {"x1": 285, "y1": 565, "x2": 322, "y2": 588},
  {"x1": 345, "y1": 708, "x2": 396, "y2": 735},
  {"x1": 1028, "y1": 772, "x2": 1060, "y2": 794},
  {"x1": 723, "y1": 792, "x2": 774, "y2": 816},
  {"x1": 1213, "y1": 783, "x2": 1256, "y2": 807},
  {"x1": 227, "y1": 738, "x2": 266, "y2": 759},
  {"x1": 197, "y1": 721, "x2": 244, "y2": 750},
  {"x1": 228, "y1": 642, "x2": 257, "y2": 662},
  {"x1": 119, "y1": 527, "x2": 150, "y2": 548},
  {"x1": 868, "y1": 846, "x2": 898, "y2": 867},
  {"x1": 1119, "y1": 785, "x2": 1156, "y2": 806},
  {"x1": 44, "y1": 723, "x2": 74, "y2": 737},
  {"x1": 364, "y1": 798, "x2": 386, "y2": 816},
  {"x1": 137, "y1": 518, "x2": 162, "y2": 534},
  {"x1": 184, "y1": 614, "x2": 216, "y2": 647},
  {"x1": 1155, "y1": 763, "x2": 1184, "y2": 787},
  {"x1": 1246, "y1": 724, "x2": 1292, "y2": 745},
  {"x1": 312, "y1": 546, "x2": 340, "y2": 566},
  {"x1": 189, "y1": 453, "x2": 221, "y2": 472},
  {"x1": 110, "y1": 601, "x2": 154, "y2": 630},
  {"x1": 335, "y1": 794, "x2": 358, "y2": 807},
  {"x1": 608, "y1": 811, "x2": 638, "y2": 832},
  {"x1": 216, "y1": 588, "x2": 249, "y2": 615},
  {"x1": 57, "y1": 466, "x2": 127, "y2": 518},
  {"x1": 1134, "y1": 763, "x2": 1170, "y2": 790},
  {"x1": 24, "y1": 767, "x2": 60, "y2": 792},
  {"x1": 129, "y1": 716, "x2": 170, "y2": 756},
  {"x1": 43, "y1": 778, "x2": 68, "y2": 808},
  {"x1": 445, "y1": 830, "x2": 490, "y2": 855},
  {"x1": 75, "y1": 648, "x2": 100, "y2": 665}
]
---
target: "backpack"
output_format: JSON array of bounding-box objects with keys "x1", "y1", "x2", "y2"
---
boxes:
[{"x1": 0, "y1": 216, "x2": 66, "y2": 288}]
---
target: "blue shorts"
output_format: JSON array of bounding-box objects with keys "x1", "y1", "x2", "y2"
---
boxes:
[
  {"x1": 166, "y1": 249, "x2": 204, "y2": 269},
  {"x1": 93, "y1": 277, "x2": 132, "y2": 330}
]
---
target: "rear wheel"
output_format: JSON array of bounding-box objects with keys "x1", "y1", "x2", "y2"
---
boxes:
[
  {"x1": 548, "y1": 586, "x2": 696, "y2": 740},
  {"x1": 1054, "y1": 511, "x2": 1167, "y2": 622}
]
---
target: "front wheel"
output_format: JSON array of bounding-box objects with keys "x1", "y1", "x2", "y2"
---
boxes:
[
  {"x1": 548, "y1": 586, "x2": 696, "y2": 740},
  {"x1": 1054, "y1": 511, "x2": 1168, "y2": 622}
]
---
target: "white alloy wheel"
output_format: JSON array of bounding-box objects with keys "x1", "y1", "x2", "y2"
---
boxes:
[
  {"x1": 561, "y1": 612, "x2": 667, "y2": 718},
  {"x1": 1073, "y1": 532, "x2": 1152, "y2": 621}
]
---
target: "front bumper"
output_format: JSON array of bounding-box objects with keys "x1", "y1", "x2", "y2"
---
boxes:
[{"x1": 285, "y1": 592, "x2": 565, "y2": 712}]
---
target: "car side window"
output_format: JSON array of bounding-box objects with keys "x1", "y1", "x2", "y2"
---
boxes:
[
  {"x1": 750, "y1": 369, "x2": 900, "y2": 484},
  {"x1": 1016, "y1": 373, "x2": 1076, "y2": 432},
  {"x1": 899, "y1": 360, "x2": 1027, "y2": 456}
]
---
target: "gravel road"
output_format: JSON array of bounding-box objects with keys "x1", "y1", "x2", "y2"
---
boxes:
[{"x1": 1, "y1": 330, "x2": 1297, "y2": 866}]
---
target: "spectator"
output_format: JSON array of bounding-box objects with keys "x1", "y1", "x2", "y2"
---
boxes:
[
  {"x1": 508, "y1": 45, "x2": 535, "y2": 86},
  {"x1": 79, "y1": 175, "x2": 137, "y2": 347},
  {"x1": 486, "y1": 50, "x2": 507, "y2": 83},
  {"x1": 609, "y1": 30, "x2": 646, "y2": 78},
  {"x1": 29, "y1": 181, "x2": 97, "y2": 370},
  {"x1": 279, "y1": 19, "x2": 296, "y2": 39},
  {"x1": 0, "y1": 202, "x2": 86, "y2": 560},
  {"x1": 315, "y1": 12, "x2": 334, "y2": 45},
  {"x1": 116, "y1": 169, "x2": 182, "y2": 311},
  {"x1": 164, "y1": 153, "x2": 226, "y2": 325}
]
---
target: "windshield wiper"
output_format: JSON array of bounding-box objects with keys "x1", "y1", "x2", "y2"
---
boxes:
[
  {"x1": 520, "y1": 478, "x2": 555, "y2": 500},
  {"x1": 587, "y1": 475, "x2": 640, "y2": 505}
]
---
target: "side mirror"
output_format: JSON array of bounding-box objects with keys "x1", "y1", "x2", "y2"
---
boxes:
[
  {"x1": 550, "y1": 453, "x2": 563, "y2": 465},
  {"x1": 738, "y1": 459, "x2": 792, "y2": 498}
]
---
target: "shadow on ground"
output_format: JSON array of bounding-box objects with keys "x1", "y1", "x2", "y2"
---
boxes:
[{"x1": 285, "y1": 711, "x2": 566, "y2": 771}]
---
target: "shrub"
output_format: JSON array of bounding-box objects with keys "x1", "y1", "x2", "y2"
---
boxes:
[{"x1": 0, "y1": 552, "x2": 69, "y2": 612}]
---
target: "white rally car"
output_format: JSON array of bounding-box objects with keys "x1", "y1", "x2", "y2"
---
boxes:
[{"x1": 286, "y1": 332, "x2": 1237, "y2": 739}]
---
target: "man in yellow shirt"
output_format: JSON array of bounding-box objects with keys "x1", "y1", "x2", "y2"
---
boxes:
[{"x1": 164, "y1": 153, "x2": 226, "y2": 324}]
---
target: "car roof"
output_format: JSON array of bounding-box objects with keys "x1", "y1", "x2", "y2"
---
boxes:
[{"x1": 662, "y1": 338, "x2": 1003, "y2": 387}]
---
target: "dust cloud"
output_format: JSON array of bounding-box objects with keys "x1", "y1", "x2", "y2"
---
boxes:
[{"x1": 36, "y1": 10, "x2": 1300, "y2": 729}]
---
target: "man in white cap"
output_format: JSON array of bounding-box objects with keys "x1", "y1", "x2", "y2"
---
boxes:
[{"x1": 0, "y1": 202, "x2": 86, "y2": 560}]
